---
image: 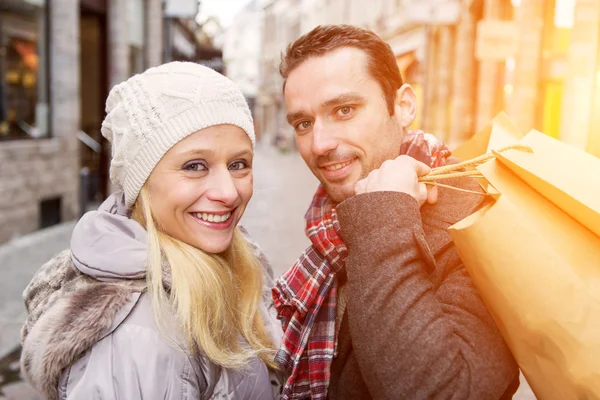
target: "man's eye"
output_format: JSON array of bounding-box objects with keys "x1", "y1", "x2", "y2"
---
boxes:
[
  {"x1": 229, "y1": 161, "x2": 247, "y2": 171},
  {"x1": 295, "y1": 121, "x2": 313, "y2": 131},
  {"x1": 337, "y1": 106, "x2": 353, "y2": 116},
  {"x1": 183, "y1": 162, "x2": 206, "y2": 172}
]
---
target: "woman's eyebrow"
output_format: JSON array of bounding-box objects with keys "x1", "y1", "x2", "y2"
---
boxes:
[{"x1": 177, "y1": 149, "x2": 252, "y2": 159}]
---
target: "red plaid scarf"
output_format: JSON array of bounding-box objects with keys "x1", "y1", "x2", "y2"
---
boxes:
[{"x1": 272, "y1": 130, "x2": 451, "y2": 399}]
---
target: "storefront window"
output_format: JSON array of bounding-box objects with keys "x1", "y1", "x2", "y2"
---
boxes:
[{"x1": 0, "y1": 0, "x2": 49, "y2": 140}]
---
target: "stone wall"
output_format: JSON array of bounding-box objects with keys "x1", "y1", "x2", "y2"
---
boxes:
[
  {"x1": 108, "y1": 0, "x2": 129, "y2": 88},
  {"x1": 0, "y1": 138, "x2": 78, "y2": 242},
  {"x1": 145, "y1": 0, "x2": 163, "y2": 68}
]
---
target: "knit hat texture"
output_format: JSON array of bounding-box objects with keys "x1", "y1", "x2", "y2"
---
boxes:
[{"x1": 101, "y1": 61, "x2": 255, "y2": 207}]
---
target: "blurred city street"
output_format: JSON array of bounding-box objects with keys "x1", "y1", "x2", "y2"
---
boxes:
[
  {"x1": 1, "y1": 0, "x2": 597, "y2": 398},
  {"x1": 0, "y1": 222, "x2": 74, "y2": 399},
  {"x1": 240, "y1": 143, "x2": 317, "y2": 277}
]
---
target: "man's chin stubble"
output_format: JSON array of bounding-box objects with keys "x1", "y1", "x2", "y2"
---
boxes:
[{"x1": 323, "y1": 183, "x2": 356, "y2": 205}]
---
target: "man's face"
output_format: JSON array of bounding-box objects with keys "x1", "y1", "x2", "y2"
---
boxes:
[{"x1": 284, "y1": 47, "x2": 405, "y2": 204}]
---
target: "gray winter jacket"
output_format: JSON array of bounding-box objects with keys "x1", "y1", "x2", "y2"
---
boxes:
[{"x1": 20, "y1": 192, "x2": 283, "y2": 400}]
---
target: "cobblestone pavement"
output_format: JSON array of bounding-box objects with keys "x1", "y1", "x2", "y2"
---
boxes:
[{"x1": 0, "y1": 143, "x2": 535, "y2": 399}]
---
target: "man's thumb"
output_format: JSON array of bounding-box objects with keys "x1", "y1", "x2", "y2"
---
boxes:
[{"x1": 414, "y1": 160, "x2": 431, "y2": 177}]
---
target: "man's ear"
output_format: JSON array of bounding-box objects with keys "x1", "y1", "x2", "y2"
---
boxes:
[{"x1": 393, "y1": 84, "x2": 417, "y2": 128}]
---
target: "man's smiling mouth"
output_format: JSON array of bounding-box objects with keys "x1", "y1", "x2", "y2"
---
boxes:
[{"x1": 323, "y1": 160, "x2": 354, "y2": 171}]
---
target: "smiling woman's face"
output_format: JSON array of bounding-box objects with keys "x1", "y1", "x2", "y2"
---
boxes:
[{"x1": 145, "y1": 124, "x2": 253, "y2": 254}]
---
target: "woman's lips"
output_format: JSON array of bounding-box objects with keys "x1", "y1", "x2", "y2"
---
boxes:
[{"x1": 190, "y1": 209, "x2": 235, "y2": 230}]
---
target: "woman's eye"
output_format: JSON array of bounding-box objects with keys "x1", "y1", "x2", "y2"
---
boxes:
[
  {"x1": 229, "y1": 161, "x2": 247, "y2": 171},
  {"x1": 183, "y1": 162, "x2": 206, "y2": 172}
]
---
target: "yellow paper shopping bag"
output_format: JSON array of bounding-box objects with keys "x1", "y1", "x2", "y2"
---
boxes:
[
  {"x1": 448, "y1": 132, "x2": 600, "y2": 400},
  {"x1": 452, "y1": 112, "x2": 526, "y2": 160},
  {"x1": 493, "y1": 130, "x2": 600, "y2": 238}
]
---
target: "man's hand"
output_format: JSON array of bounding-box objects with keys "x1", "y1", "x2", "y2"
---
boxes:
[{"x1": 354, "y1": 155, "x2": 438, "y2": 206}]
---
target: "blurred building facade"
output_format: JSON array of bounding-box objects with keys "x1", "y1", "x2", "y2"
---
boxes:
[
  {"x1": 0, "y1": 0, "x2": 221, "y2": 243},
  {"x1": 255, "y1": 0, "x2": 600, "y2": 159},
  {"x1": 164, "y1": 15, "x2": 224, "y2": 73},
  {"x1": 221, "y1": 0, "x2": 268, "y2": 134},
  {"x1": 254, "y1": 0, "x2": 300, "y2": 147},
  {"x1": 0, "y1": 0, "x2": 81, "y2": 243}
]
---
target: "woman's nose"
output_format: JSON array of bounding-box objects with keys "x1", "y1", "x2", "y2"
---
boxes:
[{"x1": 205, "y1": 168, "x2": 239, "y2": 206}]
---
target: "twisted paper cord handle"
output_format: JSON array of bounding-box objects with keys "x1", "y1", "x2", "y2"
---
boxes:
[{"x1": 418, "y1": 144, "x2": 533, "y2": 195}]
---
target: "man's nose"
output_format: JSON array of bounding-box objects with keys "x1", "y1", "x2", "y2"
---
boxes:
[
  {"x1": 311, "y1": 120, "x2": 339, "y2": 156},
  {"x1": 205, "y1": 168, "x2": 239, "y2": 206}
]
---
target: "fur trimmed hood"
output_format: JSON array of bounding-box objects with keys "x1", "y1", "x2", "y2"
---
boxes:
[
  {"x1": 20, "y1": 192, "x2": 150, "y2": 400},
  {"x1": 20, "y1": 262, "x2": 141, "y2": 400},
  {"x1": 70, "y1": 190, "x2": 147, "y2": 281}
]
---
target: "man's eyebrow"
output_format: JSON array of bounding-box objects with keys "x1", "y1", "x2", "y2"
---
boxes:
[
  {"x1": 286, "y1": 111, "x2": 309, "y2": 125},
  {"x1": 321, "y1": 92, "x2": 366, "y2": 109},
  {"x1": 285, "y1": 92, "x2": 366, "y2": 125}
]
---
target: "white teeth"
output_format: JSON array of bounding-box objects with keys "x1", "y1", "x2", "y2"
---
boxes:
[
  {"x1": 325, "y1": 161, "x2": 351, "y2": 171},
  {"x1": 195, "y1": 212, "x2": 232, "y2": 223}
]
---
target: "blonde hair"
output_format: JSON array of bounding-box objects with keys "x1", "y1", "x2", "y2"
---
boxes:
[{"x1": 132, "y1": 186, "x2": 277, "y2": 369}]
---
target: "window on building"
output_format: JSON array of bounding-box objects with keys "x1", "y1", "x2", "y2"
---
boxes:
[
  {"x1": 0, "y1": 0, "x2": 50, "y2": 140},
  {"x1": 39, "y1": 196, "x2": 62, "y2": 229}
]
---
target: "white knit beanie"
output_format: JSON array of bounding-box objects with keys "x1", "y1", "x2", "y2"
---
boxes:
[{"x1": 101, "y1": 61, "x2": 255, "y2": 207}]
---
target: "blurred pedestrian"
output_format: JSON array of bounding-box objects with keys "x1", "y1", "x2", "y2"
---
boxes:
[
  {"x1": 273, "y1": 25, "x2": 519, "y2": 400},
  {"x1": 20, "y1": 62, "x2": 282, "y2": 400}
]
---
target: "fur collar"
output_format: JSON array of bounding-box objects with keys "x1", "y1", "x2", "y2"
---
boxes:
[{"x1": 20, "y1": 250, "x2": 144, "y2": 400}]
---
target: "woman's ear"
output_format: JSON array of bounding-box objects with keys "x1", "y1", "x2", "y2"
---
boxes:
[{"x1": 394, "y1": 84, "x2": 417, "y2": 128}]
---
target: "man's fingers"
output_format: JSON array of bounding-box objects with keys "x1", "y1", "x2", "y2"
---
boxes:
[
  {"x1": 426, "y1": 185, "x2": 438, "y2": 205},
  {"x1": 418, "y1": 183, "x2": 428, "y2": 207},
  {"x1": 414, "y1": 160, "x2": 432, "y2": 177},
  {"x1": 388, "y1": 156, "x2": 430, "y2": 177},
  {"x1": 357, "y1": 156, "x2": 436, "y2": 201}
]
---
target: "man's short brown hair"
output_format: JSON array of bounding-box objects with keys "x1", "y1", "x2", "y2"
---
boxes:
[{"x1": 279, "y1": 24, "x2": 403, "y2": 115}]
